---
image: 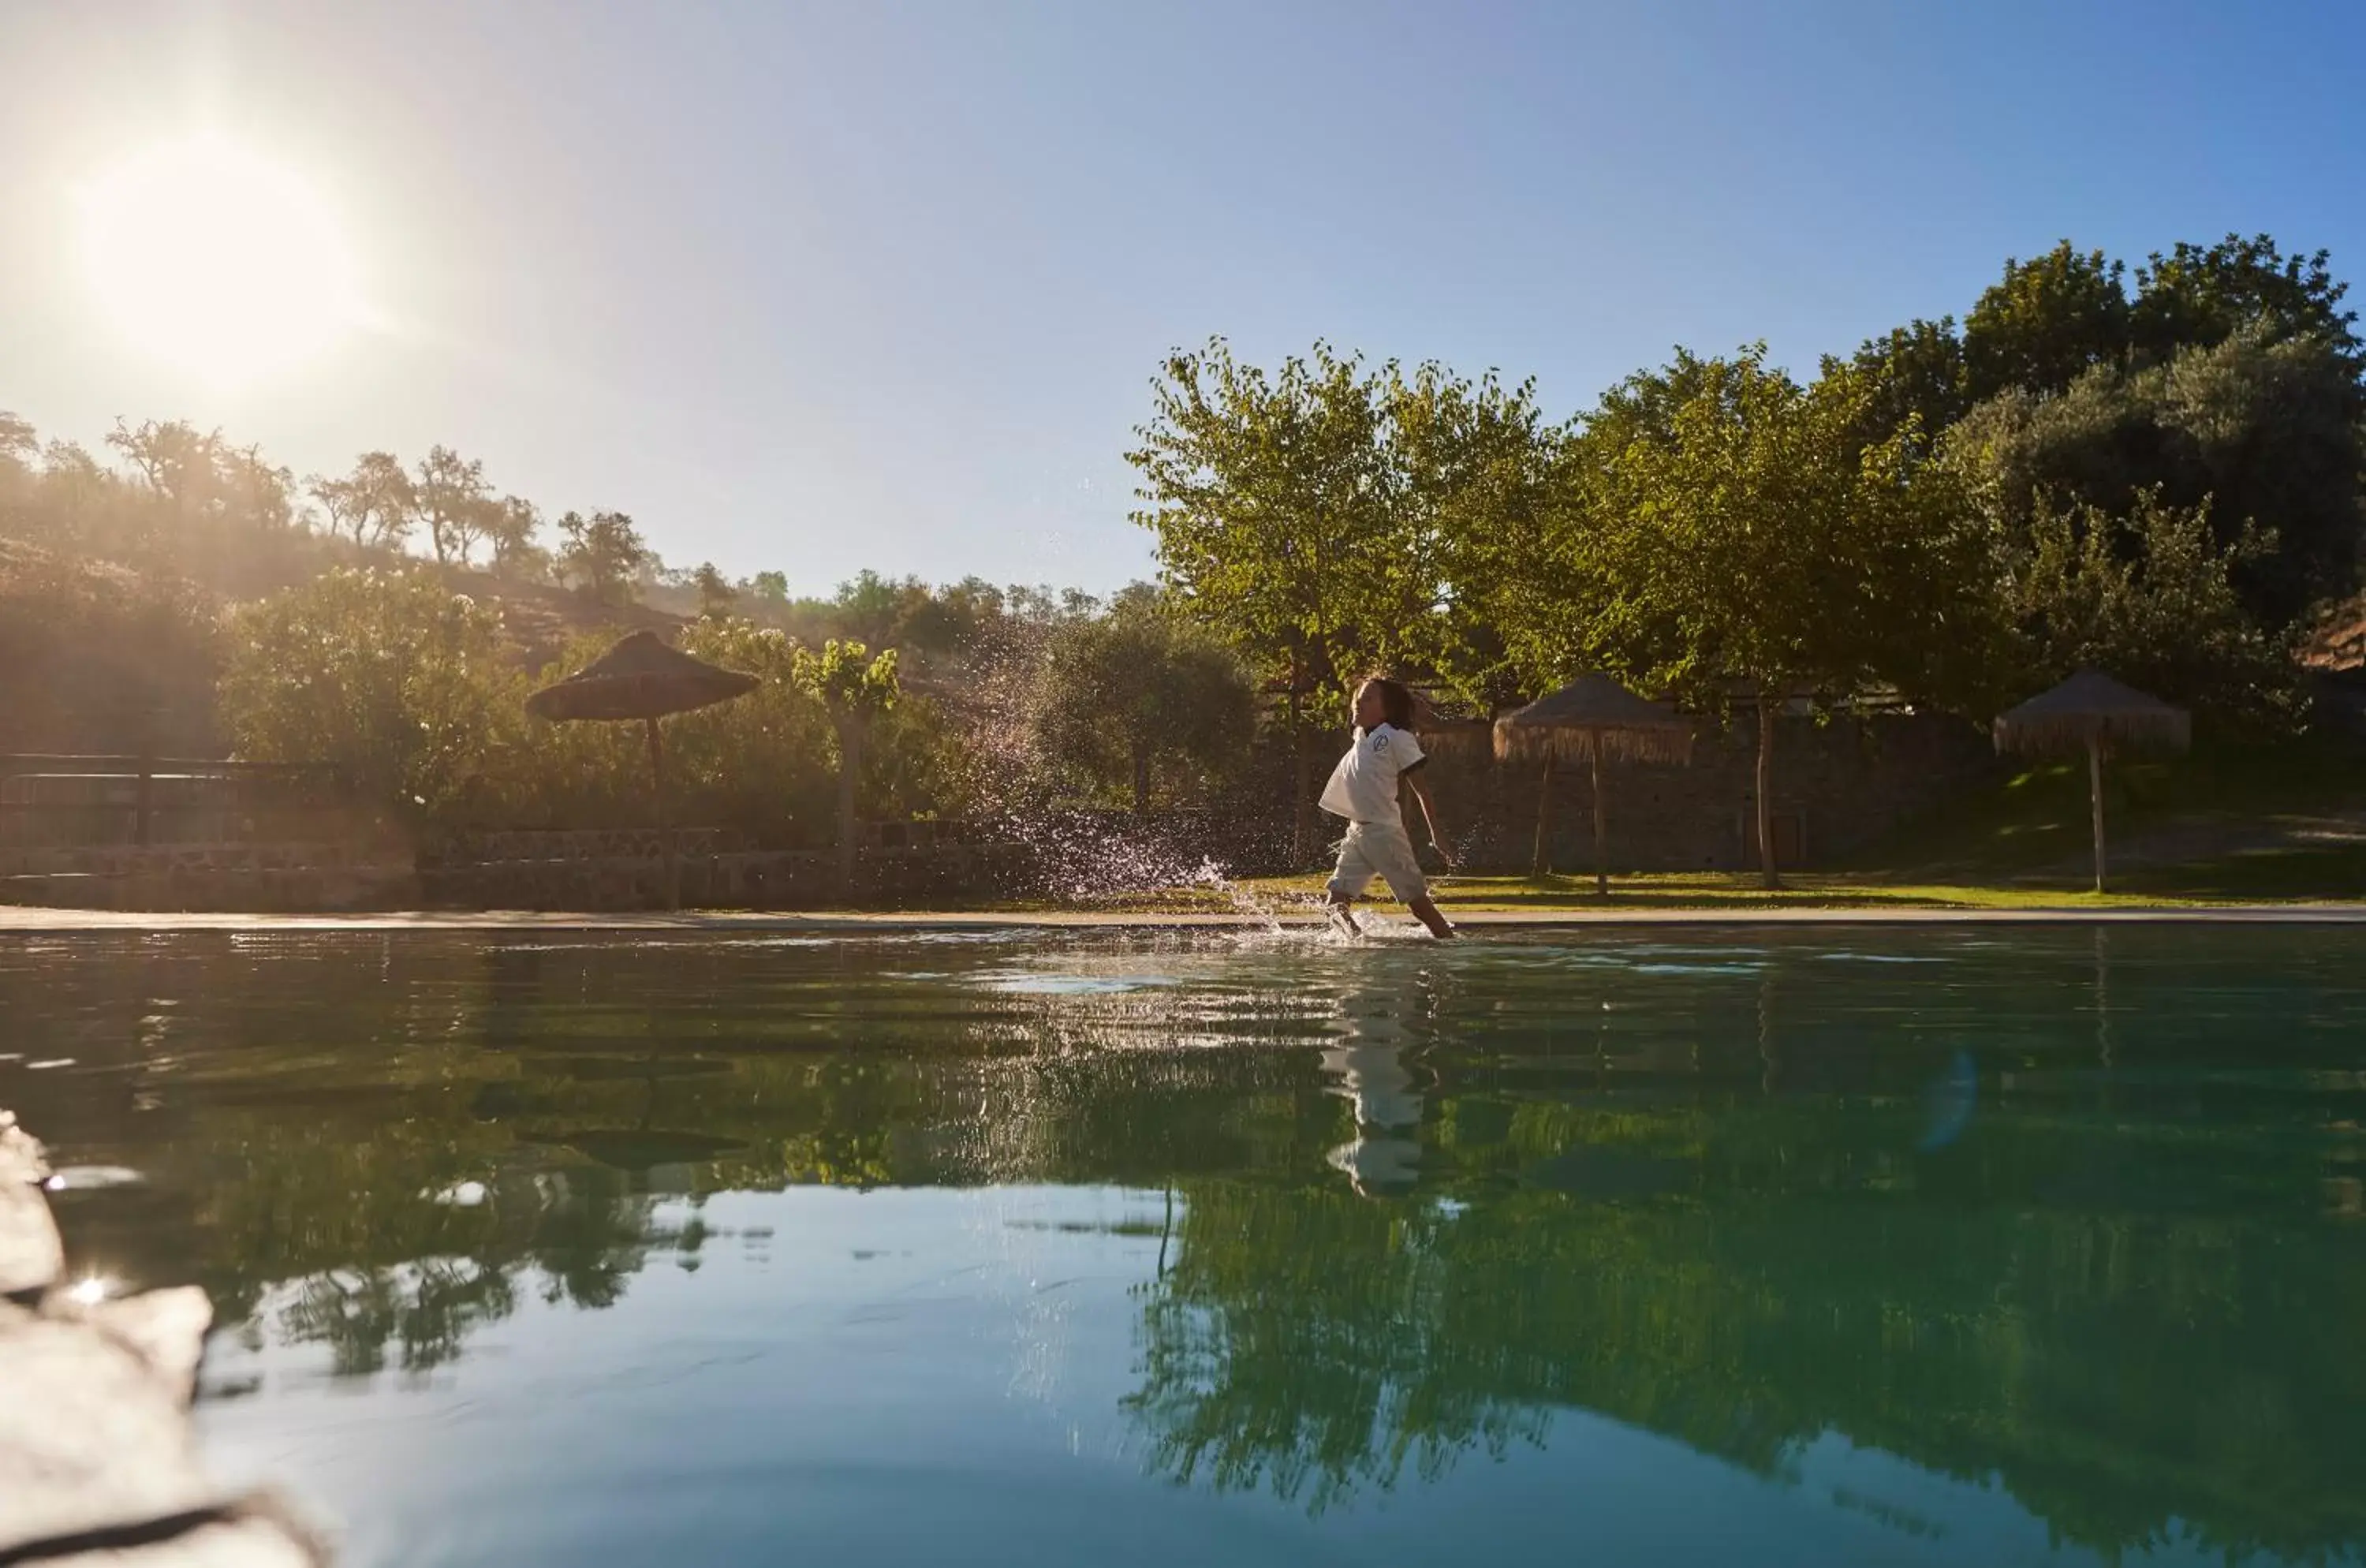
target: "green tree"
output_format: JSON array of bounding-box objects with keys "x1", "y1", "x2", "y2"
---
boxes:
[
  {"x1": 0, "y1": 546, "x2": 222, "y2": 752},
  {"x1": 413, "y1": 445, "x2": 489, "y2": 565},
  {"x1": 106, "y1": 417, "x2": 219, "y2": 512},
  {"x1": 792, "y1": 638, "x2": 901, "y2": 887},
  {"x1": 1129, "y1": 339, "x2": 1424, "y2": 857},
  {"x1": 692, "y1": 561, "x2": 736, "y2": 618},
  {"x1": 1030, "y1": 591, "x2": 1256, "y2": 812},
  {"x1": 2005, "y1": 487, "x2": 2290, "y2": 722},
  {"x1": 1963, "y1": 242, "x2": 2131, "y2": 401},
  {"x1": 220, "y1": 567, "x2": 524, "y2": 820},
  {"x1": 1570, "y1": 347, "x2": 1991, "y2": 887},
  {"x1": 829, "y1": 569, "x2": 960, "y2": 654},
  {"x1": 0, "y1": 411, "x2": 39, "y2": 515},
  {"x1": 0, "y1": 413, "x2": 42, "y2": 534},
  {"x1": 2132, "y1": 233, "x2": 2360, "y2": 367},
  {"x1": 17, "y1": 439, "x2": 116, "y2": 552},
  {"x1": 1841, "y1": 317, "x2": 1971, "y2": 450},
  {"x1": 107, "y1": 418, "x2": 296, "y2": 549},
  {"x1": 556, "y1": 510, "x2": 650, "y2": 606},
  {"x1": 307, "y1": 451, "x2": 417, "y2": 551},
  {"x1": 1379, "y1": 361, "x2": 1560, "y2": 710},
  {"x1": 1947, "y1": 324, "x2": 2365, "y2": 627},
  {"x1": 750, "y1": 570, "x2": 789, "y2": 604},
  {"x1": 482, "y1": 495, "x2": 543, "y2": 577}
]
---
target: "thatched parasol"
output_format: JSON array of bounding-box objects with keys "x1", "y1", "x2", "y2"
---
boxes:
[
  {"x1": 1494, "y1": 674, "x2": 1693, "y2": 894},
  {"x1": 1993, "y1": 669, "x2": 2190, "y2": 894},
  {"x1": 526, "y1": 630, "x2": 759, "y2": 908}
]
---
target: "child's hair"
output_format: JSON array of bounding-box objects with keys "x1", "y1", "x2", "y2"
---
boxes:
[{"x1": 1360, "y1": 675, "x2": 1418, "y2": 732}]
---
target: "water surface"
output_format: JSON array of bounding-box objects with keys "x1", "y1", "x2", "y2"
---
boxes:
[{"x1": 9, "y1": 926, "x2": 2365, "y2": 1567}]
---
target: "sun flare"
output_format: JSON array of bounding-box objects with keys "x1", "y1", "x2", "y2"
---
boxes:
[{"x1": 80, "y1": 135, "x2": 362, "y2": 386}]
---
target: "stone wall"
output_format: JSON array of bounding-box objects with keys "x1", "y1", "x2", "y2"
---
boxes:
[
  {"x1": 0, "y1": 839, "x2": 1040, "y2": 913},
  {"x1": 0, "y1": 712, "x2": 1997, "y2": 906},
  {"x1": 0, "y1": 842, "x2": 420, "y2": 913},
  {"x1": 427, "y1": 827, "x2": 737, "y2": 864},
  {"x1": 1426, "y1": 710, "x2": 2000, "y2": 873},
  {"x1": 0, "y1": 771, "x2": 370, "y2": 853}
]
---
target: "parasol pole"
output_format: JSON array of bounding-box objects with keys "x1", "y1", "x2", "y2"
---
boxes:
[
  {"x1": 646, "y1": 715, "x2": 677, "y2": 912},
  {"x1": 2087, "y1": 729, "x2": 2107, "y2": 895},
  {"x1": 1531, "y1": 752, "x2": 1555, "y2": 877},
  {"x1": 1591, "y1": 743, "x2": 1608, "y2": 898}
]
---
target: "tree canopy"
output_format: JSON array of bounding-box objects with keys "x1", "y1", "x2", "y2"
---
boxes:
[
  {"x1": 9, "y1": 225, "x2": 2364, "y2": 864},
  {"x1": 1028, "y1": 589, "x2": 1256, "y2": 812}
]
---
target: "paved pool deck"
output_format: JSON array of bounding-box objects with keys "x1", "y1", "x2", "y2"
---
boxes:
[{"x1": 3, "y1": 904, "x2": 2365, "y2": 932}]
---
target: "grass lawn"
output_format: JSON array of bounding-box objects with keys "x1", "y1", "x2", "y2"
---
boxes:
[
  {"x1": 1063, "y1": 869, "x2": 2360, "y2": 916},
  {"x1": 1047, "y1": 734, "x2": 2366, "y2": 914}
]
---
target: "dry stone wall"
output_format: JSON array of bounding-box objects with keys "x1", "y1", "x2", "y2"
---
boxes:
[{"x1": 1427, "y1": 710, "x2": 2000, "y2": 874}]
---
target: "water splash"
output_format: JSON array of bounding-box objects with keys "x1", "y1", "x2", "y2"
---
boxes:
[
  {"x1": 936, "y1": 614, "x2": 1297, "y2": 913},
  {"x1": 1185, "y1": 859, "x2": 1289, "y2": 933},
  {"x1": 922, "y1": 614, "x2": 1442, "y2": 944}
]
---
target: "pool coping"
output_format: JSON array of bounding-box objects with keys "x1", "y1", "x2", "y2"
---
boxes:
[{"x1": 3, "y1": 904, "x2": 2365, "y2": 932}]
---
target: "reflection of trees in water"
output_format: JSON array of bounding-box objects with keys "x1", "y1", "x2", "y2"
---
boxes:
[
  {"x1": 197, "y1": 1108, "x2": 677, "y2": 1376},
  {"x1": 139, "y1": 968, "x2": 1353, "y2": 1378},
  {"x1": 256, "y1": 1167, "x2": 677, "y2": 1376},
  {"x1": 1128, "y1": 1183, "x2": 1550, "y2": 1514},
  {"x1": 278, "y1": 1257, "x2": 517, "y2": 1378},
  {"x1": 1127, "y1": 1096, "x2": 2366, "y2": 1559},
  {"x1": 21, "y1": 930, "x2": 2366, "y2": 1555}
]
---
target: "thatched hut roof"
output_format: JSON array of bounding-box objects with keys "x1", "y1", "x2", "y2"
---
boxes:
[
  {"x1": 1416, "y1": 718, "x2": 1495, "y2": 760},
  {"x1": 1993, "y1": 670, "x2": 2191, "y2": 756},
  {"x1": 525, "y1": 630, "x2": 758, "y2": 722},
  {"x1": 1493, "y1": 674, "x2": 1694, "y2": 765}
]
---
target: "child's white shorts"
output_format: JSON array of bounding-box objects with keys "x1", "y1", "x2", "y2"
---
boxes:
[{"x1": 1327, "y1": 819, "x2": 1428, "y2": 902}]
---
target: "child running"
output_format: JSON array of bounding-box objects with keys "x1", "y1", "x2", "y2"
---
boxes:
[{"x1": 1320, "y1": 676, "x2": 1457, "y2": 939}]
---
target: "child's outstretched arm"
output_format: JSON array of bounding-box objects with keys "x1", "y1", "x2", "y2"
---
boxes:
[{"x1": 1406, "y1": 775, "x2": 1454, "y2": 868}]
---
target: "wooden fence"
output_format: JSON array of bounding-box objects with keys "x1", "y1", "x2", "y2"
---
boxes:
[{"x1": 0, "y1": 754, "x2": 347, "y2": 849}]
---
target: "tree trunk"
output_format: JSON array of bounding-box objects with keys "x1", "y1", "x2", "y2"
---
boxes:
[
  {"x1": 1289, "y1": 663, "x2": 1312, "y2": 866},
  {"x1": 1131, "y1": 743, "x2": 1151, "y2": 816},
  {"x1": 646, "y1": 715, "x2": 677, "y2": 912},
  {"x1": 835, "y1": 719, "x2": 862, "y2": 897},
  {"x1": 1591, "y1": 745, "x2": 1608, "y2": 899},
  {"x1": 2088, "y1": 731, "x2": 2107, "y2": 894},
  {"x1": 1530, "y1": 754, "x2": 1555, "y2": 877},
  {"x1": 1756, "y1": 693, "x2": 1780, "y2": 891}
]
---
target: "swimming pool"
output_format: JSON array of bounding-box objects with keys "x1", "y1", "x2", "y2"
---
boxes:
[{"x1": 11, "y1": 925, "x2": 2365, "y2": 1566}]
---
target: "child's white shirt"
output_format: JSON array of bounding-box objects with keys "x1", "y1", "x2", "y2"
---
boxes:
[{"x1": 1319, "y1": 723, "x2": 1425, "y2": 823}]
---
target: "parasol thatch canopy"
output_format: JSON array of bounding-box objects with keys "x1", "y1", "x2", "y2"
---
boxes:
[
  {"x1": 1993, "y1": 670, "x2": 2191, "y2": 758},
  {"x1": 523, "y1": 630, "x2": 759, "y2": 912},
  {"x1": 1994, "y1": 670, "x2": 2190, "y2": 894},
  {"x1": 1493, "y1": 674, "x2": 1695, "y2": 891},
  {"x1": 525, "y1": 630, "x2": 758, "y2": 723},
  {"x1": 1494, "y1": 674, "x2": 1694, "y2": 764}
]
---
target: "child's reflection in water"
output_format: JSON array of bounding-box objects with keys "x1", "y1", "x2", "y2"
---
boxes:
[{"x1": 1319, "y1": 973, "x2": 1427, "y2": 1197}]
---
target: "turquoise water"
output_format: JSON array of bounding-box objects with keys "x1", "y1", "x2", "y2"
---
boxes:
[{"x1": 10, "y1": 926, "x2": 2366, "y2": 1567}]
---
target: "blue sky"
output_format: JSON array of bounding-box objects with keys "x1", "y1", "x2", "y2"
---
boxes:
[{"x1": 4, "y1": 1, "x2": 2361, "y2": 595}]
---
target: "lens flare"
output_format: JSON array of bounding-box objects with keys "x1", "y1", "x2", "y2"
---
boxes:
[{"x1": 80, "y1": 134, "x2": 362, "y2": 386}]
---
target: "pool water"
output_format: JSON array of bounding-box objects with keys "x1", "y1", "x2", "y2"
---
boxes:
[{"x1": 9, "y1": 926, "x2": 2365, "y2": 1567}]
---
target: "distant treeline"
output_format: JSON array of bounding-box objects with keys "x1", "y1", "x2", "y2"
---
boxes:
[{"x1": 2, "y1": 232, "x2": 2359, "y2": 856}]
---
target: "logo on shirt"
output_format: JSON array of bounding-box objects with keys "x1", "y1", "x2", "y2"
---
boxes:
[{"x1": 1371, "y1": 733, "x2": 1390, "y2": 752}]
